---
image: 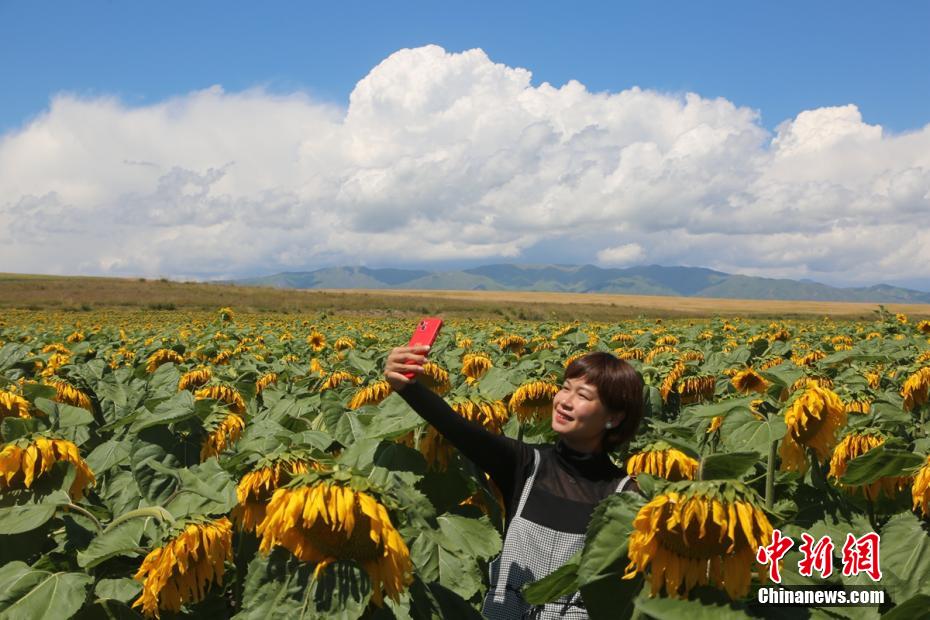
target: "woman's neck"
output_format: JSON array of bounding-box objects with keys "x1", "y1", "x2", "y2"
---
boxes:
[{"x1": 558, "y1": 435, "x2": 603, "y2": 455}]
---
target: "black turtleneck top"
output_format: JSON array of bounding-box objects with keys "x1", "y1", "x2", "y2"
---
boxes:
[{"x1": 398, "y1": 381, "x2": 637, "y2": 534}]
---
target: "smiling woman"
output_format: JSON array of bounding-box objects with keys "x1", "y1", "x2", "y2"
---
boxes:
[{"x1": 384, "y1": 347, "x2": 644, "y2": 619}]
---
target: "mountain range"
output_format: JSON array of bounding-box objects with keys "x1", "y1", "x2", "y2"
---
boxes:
[{"x1": 232, "y1": 264, "x2": 930, "y2": 304}]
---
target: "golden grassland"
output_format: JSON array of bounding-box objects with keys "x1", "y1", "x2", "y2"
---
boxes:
[{"x1": 2, "y1": 272, "x2": 929, "y2": 321}]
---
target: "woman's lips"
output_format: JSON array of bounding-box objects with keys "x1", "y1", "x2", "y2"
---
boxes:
[{"x1": 555, "y1": 409, "x2": 574, "y2": 423}]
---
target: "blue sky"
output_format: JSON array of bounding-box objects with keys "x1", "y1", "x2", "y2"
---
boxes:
[
  {"x1": 1, "y1": 1, "x2": 929, "y2": 289},
  {"x1": 3, "y1": 1, "x2": 928, "y2": 134}
]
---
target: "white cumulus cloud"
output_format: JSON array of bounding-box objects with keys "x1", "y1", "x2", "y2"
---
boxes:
[{"x1": 1, "y1": 44, "x2": 928, "y2": 287}]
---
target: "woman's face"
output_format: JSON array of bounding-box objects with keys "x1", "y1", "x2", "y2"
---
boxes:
[{"x1": 551, "y1": 375, "x2": 622, "y2": 452}]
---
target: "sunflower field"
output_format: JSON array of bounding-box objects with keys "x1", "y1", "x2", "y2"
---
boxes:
[{"x1": 2, "y1": 306, "x2": 930, "y2": 619}]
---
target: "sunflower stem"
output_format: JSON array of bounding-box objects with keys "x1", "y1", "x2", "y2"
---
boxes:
[
  {"x1": 765, "y1": 439, "x2": 777, "y2": 511},
  {"x1": 65, "y1": 502, "x2": 103, "y2": 532}
]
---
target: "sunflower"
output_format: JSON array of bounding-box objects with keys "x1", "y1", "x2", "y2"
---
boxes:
[
  {"x1": 623, "y1": 480, "x2": 773, "y2": 599},
  {"x1": 257, "y1": 482, "x2": 413, "y2": 605},
  {"x1": 66, "y1": 330, "x2": 85, "y2": 343},
  {"x1": 864, "y1": 370, "x2": 882, "y2": 389},
  {"x1": 200, "y1": 413, "x2": 245, "y2": 460},
  {"x1": 611, "y1": 333, "x2": 635, "y2": 345},
  {"x1": 655, "y1": 335, "x2": 679, "y2": 347},
  {"x1": 333, "y1": 336, "x2": 356, "y2": 351},
  {"x1": 231, "y1": 459, "x2": 312, "y2": 532},
  {"x1": 626, "y1": 444, "x2": 698, "y2": 481},
  {"x1": 307, "y1": 331, "x2": 327, "y2": 351},
  {"x1": 615, "y1": 348, "x2": 646, "y2": 361},
  {"x1": 779, "y1": 386, "x2": 847, "y2": 472},
  {"x1": 0, "y1": 390, "x2": 31, "y2": 421},
  {"x1": 917, "y1": 320, "x2": 930, "y2": 335},
  {"x1": 456, "y1": 337, "x2": 473, "y2": 350},
  {"x1": 563, "y1": 351, "x2": 587, "y2": 368},
  {"x1": 646, "y1": 345, "x2": 678, "y2": 364},
  {"x1": 789, "y1": 375, "x2": 834, "y2": 394},
  {"x1": 902, "y1": 367, "x2": 930, "y2": 412},
  {"x1": 793, "y1": 350, "x2": 826, "y2": 367},
  {"x1": 845, "y1": 398, "x2": 872, "y2": 414},
  {"x1": 132, "y1": 517, "x2": 233, "y2": 618},
  {"x1": 509, "y1": 381, "x2": 559, "y2": 422},
  {"x1": 178, "y1": 367, "x2": 212, "y2": 391},
  {"x1": 418, "y1": 400, "x2": 509, "y2": 469},
  {"x1": 461, "y1": 353, "x2": 493, "y2": 384},
  {"x1": 418, "y1": 363, "x2": 451, "y2": 395},
  {"x1": 0, "y1": 437, "x2": 95, "y2": 500},
  {"x1": 308, "y1": 358, "x2": 324, "y2": 376},
  {"x1": 677, "y1": 375, "x2": 715, "y2": 404},
  {"x1": 255, "y1": 372, "x2": 278, "y2": 394},
  {"x1": 495, "y1": 334, "x2": 526, "y2": 355},
  {"x1": 321, "y1": 370, "x2": 361, "y2": 391},
  {"x1": 731, "y1": 369, "x2": 768, "y2": 394},
  {"x1": 679, "y1": 350, "x2": 705, "y2": 363},
  {"x1": 211, "y1": 349, "x2": 234, "y2": 365},
  {"x1": 46, "y1": 378, "x2": 93, "y2": 411},
  {"x1": 41, "y1": 342, "x2": 69, "y2": 355},
  {"x1": 348, "y1": 381, "x2": 393, "y2": 410},
  {"x1": 828, "y1": 431, "x2": 910, "y2": 501},
  {"x1": 911, "y1": 455, "x2": 930, "y2": 517},
  {"x1": 40, "y1": 352, "x2": 70, "y2": 377},
  {"x1": 146, "y1": 348, "x2": 184, "y2": 373},
  {"x1": 218, "y1": 306, "x2": 235, "y2": 322},
  {"x1": 706, "y1": 416, "x2": 723, "y2": 434},
  {"x1": 194, "y1": 384, "x2": 246, "y2": 415},
  {"x1": 659, "y1": 362, "x2": 686, "y2": 403},
  {"x1": 760, "y1": 357, "x2": 786, "y2": 370}
]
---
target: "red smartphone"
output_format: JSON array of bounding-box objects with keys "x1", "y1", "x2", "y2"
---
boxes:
[{"x1": 403, "y1": 317, "x2": 443, "y2": 379}]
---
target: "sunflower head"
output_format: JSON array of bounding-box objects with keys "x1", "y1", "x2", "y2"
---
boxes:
[
  {"x1": 626, "y1": 443, "x2": 699, "y2": 481},
  {"x1": 200, "y1": 413, "x2": 245, "y2": 461},
  {"x1": 46, "y1": 378, "x2": 93, "y2": 411},
  {"x1": 257, "y1": 481, "x2": 413, "y2": 606},
  {"x1": 255, "y1": 372, "x2": 278, "y2": 394},
  {"x1": 145, "y1": 348, "x2": 185, "y2": 373},
  {"x1": 307, "y1": 331, "x2": 327, "y2": 351},
  {"x1": 194, "y1": 384, "x2": 246, "y2": 415},
  {"x1": 509, "y1": 381, "x2": 559, "y2": 422},
  {"x1": 0, "y1": 437, "x2": 95, "y2": 500},
  {"x1": 348, "y1": 380, "x2": 393, "y2": 410},
  {"x1": 418, "y1": 363, "x2": 451, "y2": 395},
  {"x1": 677, "y1": 375, "x2": 715, "y2": 404},
  {"x1": 659, "y1": 362, "x2": 686, "y2": 402},
  {"x1": 321, "y1": 370, "x2": 361, "y2": 391},
  {"x1": 624, "y1": 480, "x2": 773, "y2": 600},
  {"x1": 731, "y1": 369, "x2": 768, "y2": 394},
  {"x1": 232, "y1": 459, "x2": 314, "y2": 532},
  {"x1": 461, "y1": 353, "x2": 493, "y2": 384},
  {"x1": 779, "y1": 386, "x2": 847, "y2": 473},
  {"x1": 902, "y1": 367, "x2": 930, "y2": 412},
  {"x1": 0, "y1": 391, "x2": 31, "y2": 421},
  {"x1": 178, "y1": 367, "x2": 212, "y2": 391},
  {"x1": 133, "y1": 517, "x2": 233, "y2": 618},
  {"x1": 912, "y1": 455, "x2": 930, "y2": 517},
  {"x1": 495, "y1": 334, "x2": 527, "y2": 355},
  {"x1": 333, "y1": 336, "x2": 356, "y2": 351},
  {"x1": 829, "y1": 431, "x2": 911, "y2": 501}
]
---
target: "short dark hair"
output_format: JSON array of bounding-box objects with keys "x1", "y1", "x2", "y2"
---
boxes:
[{"x1": 563, "y1": 352, "x2": 643, "y2": 451}]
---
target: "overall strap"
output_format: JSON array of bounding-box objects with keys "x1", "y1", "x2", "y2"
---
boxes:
[
  {"x1": 615, "y1": 474, "x2": 631, "y2": 493},
  {"x1": 512, "y1": 449, "x2": 541, "y2": 519}
]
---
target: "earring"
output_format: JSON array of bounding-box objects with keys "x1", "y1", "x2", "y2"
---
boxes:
[{"x1": 605, "y1": 421, "x2": 613, "y2": 429}]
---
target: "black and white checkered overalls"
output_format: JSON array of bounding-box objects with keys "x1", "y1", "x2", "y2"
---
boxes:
[{"x1": 482, "y1": 449, "x2": 632, "y2": 619}]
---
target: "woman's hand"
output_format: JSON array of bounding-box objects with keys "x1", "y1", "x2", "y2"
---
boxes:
[{"x1": 384, "y1": 345, "x2": 431, "y2": 392}]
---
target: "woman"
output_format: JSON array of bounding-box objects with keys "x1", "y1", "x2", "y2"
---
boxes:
[{"x1": 384, "y1": 345, "x2": 644, "y2": 619}]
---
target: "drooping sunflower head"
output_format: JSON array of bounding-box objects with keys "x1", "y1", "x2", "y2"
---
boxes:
[
  {"x1": 178, "y1": 367, "x2": 212, "y2": 391},
  {"x1": 194, "y1": 384, "x2": 246, "y2": 415},
  {"x1": 902, "y1": 367, "x2": 930, "y2": 412},
  {"x1": 779, "y1": 386, "x2": 847, "y2": 472},
  {"x1": 828, "y1": 431, "x2": 911, "y2": 501},
  {"x1": 911, "y1": 455, "x2": 930, "y2": 517},
  {"x1": 133, "y1": 517, "x2": 233, "y2": 618},
  {"x1": 348, "y1": 380, "x2": 393, "y2": 410},
  {"x1": 0, "y1": 390, "x2": 31, "y2": 421},
  {"x1": 509, "y1": 380, "x2": 559, "y2": 422},
  {"x1": 418, "y1": 362, "x2": 451, "y2": 395},
  {"x1": 677, "y1": 375, "x2": 716, "y2": 404},
  {"x1": 257, "y1": 482, "x2": 413, "y2": 606},
  {"x1": 615, "y1": 347, "x2": 646, "y2": 361},
  {"x1": 731, "y1": 368, "x2": 768, "y2": 394},
  {"x1": 659, "y1": 362, "x2": 686, "y2": 403},
  {"x1": 624, "y1": 480, "x2": 773, "y2": 600},
  {"x1": 461, "y1": 352, "x2": 493, "y2": 384},
  {"x1": 46, "y1": 378, "x2": 93, "y2": 411},
  {"x1": 255, "y1": 372, "x2": 278, "y2": 394},
  {"x1": 333, "y1": 336, "x2": 356, "y2": 352},
  {"x1": 145, "y1": 348, "x2": 185, "y2": 373},
  {"x1": 917, "y1": 320, "x2": 930, "y2": 335},
  {"x1": 0, "y1": 437, "x2": 95, "y2": 500},
  {"x1": 320, "y1": 370, "x2": 361, "y2": 391},
  {"x1": 626, "y1": 443, "x2": 699, "y2": 481},
  {"x1": 232, "y1": 459, "x2": 314, "y2": 532},
  {"x1": 199, "y1": 412, "x2": 245, "y2": 461},
  {"x1": 646, "y1": 345, "x2": 679, "y2": 364},
  {"x1": 495, "y1": 334, "x2": 527, "y2": 355}
]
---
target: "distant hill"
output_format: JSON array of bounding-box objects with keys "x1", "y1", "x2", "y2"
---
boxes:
[{"x1": 233, "y1": 264, "x2": 930, "y2": 304}]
